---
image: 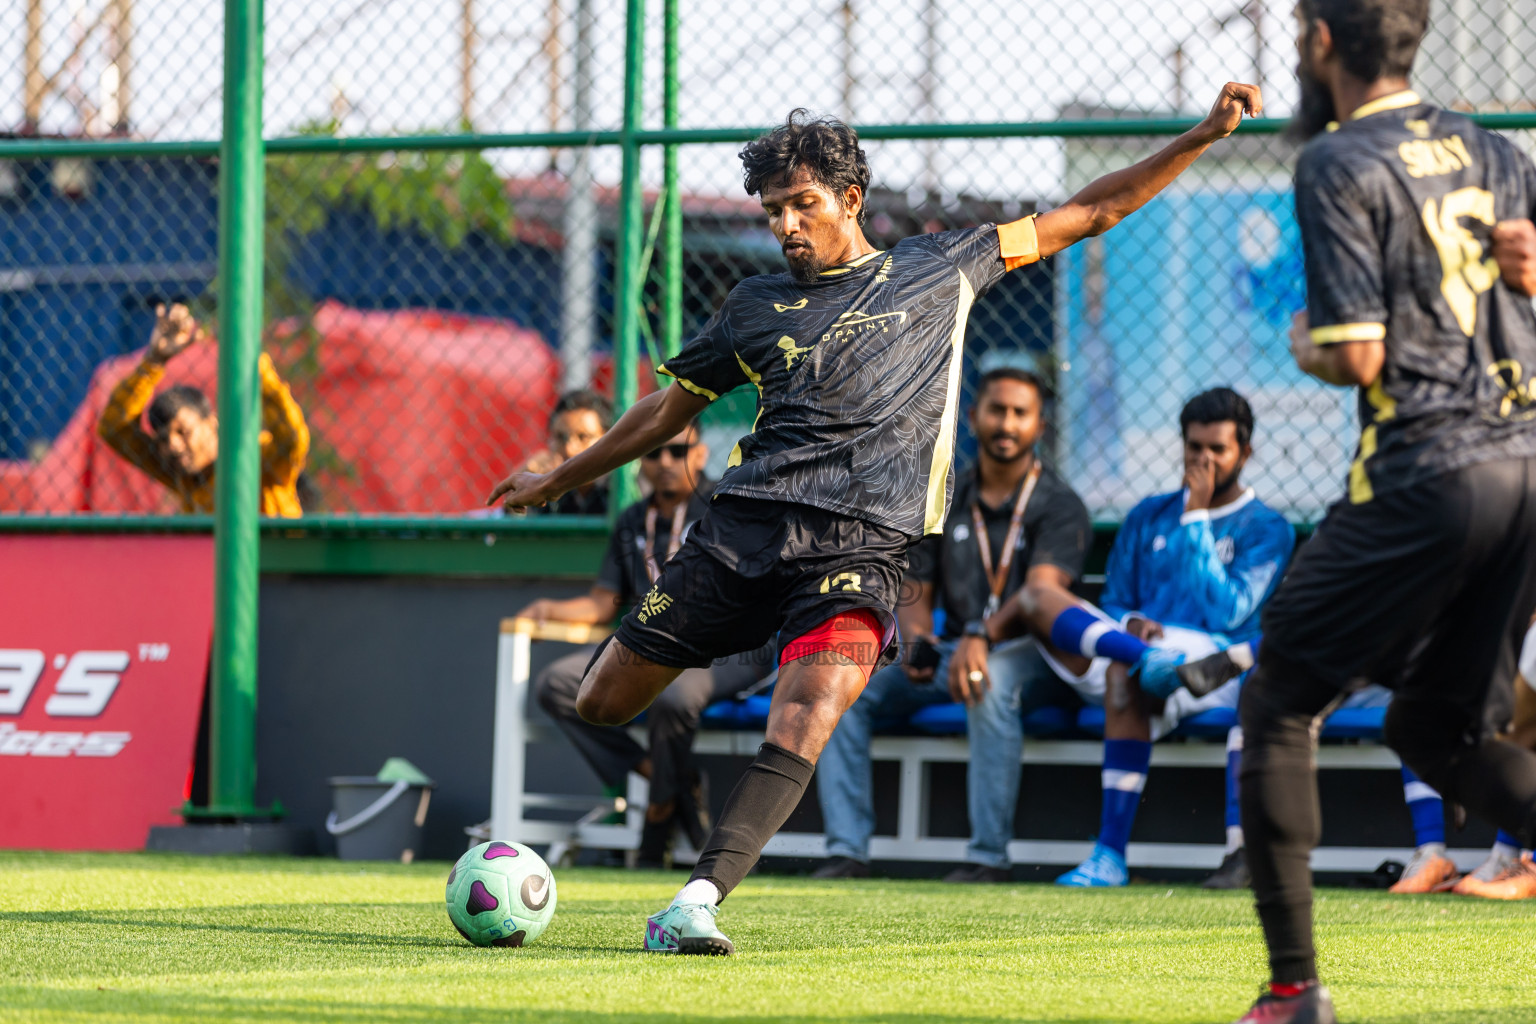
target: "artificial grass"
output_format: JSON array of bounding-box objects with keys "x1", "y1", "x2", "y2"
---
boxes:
[{"x1": 0, "y1": 852, "x2": 1530, "y2": 1023}]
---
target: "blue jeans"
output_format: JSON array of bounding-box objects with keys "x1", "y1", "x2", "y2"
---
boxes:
[
  {"x1": 817, "y1": 637, "x2": 1064, "y2": 863},
  {"x1": 960, "y1": 637, "x2": 1078, "y2": 867}
]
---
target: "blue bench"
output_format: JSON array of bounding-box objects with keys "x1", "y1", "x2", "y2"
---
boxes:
[{"x1": 702, "y1": 695, "x2": 1386, "y2": 743}]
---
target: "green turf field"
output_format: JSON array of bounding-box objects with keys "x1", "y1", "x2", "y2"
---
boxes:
[{"x1": 0, "y1": 852, "x2": 1530, "y2": 1023}]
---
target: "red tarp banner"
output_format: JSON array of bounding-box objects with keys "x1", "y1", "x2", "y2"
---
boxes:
[{"x1": 0, "y1": 535, "x2": 213, "y2": 850}]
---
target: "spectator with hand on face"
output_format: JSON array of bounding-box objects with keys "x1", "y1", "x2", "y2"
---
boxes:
[
  {"x1": 96, "y1": 302, "x2": 309, "y2": 517},
  {"x1": 983, "y1": 387, "x2": 1294, "y2": 889},
  {"x1": 813, "y1": 367, "x2": 1091, "y2": 880}
]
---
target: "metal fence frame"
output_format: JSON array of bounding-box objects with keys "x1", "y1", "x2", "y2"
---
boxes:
[{"x1": 3, "y1": 0, "x2": 1535, "y2": 817}]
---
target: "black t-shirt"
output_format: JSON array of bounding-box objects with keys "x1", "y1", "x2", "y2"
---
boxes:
[
  {"x1": 538, "y1": 482, "x2": 608, "y2": 517},
  {"x1": 1296, "y1": 92, "x2": 1536, "y2": 504},
  {"x1": 595, "y1": 482, "x2": 714, "y2": 603},
  {"x1": 656, "y1": 225, "x2": 1022, "y2": 536},
  {"x1": 908, "y1": 462, "x2": 1090, "y2": 639}
]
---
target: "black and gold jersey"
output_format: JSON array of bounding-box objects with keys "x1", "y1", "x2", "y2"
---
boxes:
[
  {"x1": 657, "y1": 220, "x2": 1037, "y2": 536},
  {"x1": 1296, "y1": 91, "x2": 1536, "y2": 504}
]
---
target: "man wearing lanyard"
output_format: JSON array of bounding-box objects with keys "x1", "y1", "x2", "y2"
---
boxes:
[
  {"x1": 520, "y1": 423, "x2": 772, "y2": 865},
  {"x1": 982, "y1": 387, "x2": 1295, "y2": 888},
  {"x1": 813, "y1": 367, "x2": 1091, "y2": 878}
]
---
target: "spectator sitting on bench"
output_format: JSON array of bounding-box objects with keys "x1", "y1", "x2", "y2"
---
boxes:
[
  {"x1": 813, "y1": 367, "x2": 1091, "y2": 879},
  {"x1": 97, "y1": 302, "x2": 309, "y2": 517},
  {"x1": 984, "y1": 387, "x2": 1294, "y2": 888},
  {"x1": 518, "y1": 423, "x2": 772, "y2": 866}
]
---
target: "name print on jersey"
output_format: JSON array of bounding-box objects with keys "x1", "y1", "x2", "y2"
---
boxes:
[
  {"x1": 1399, "y1": 133, "x2": 1473, "y2": 179},
  {"x1": 820, "y1": 309, "x2": 908, "y2": 344}
]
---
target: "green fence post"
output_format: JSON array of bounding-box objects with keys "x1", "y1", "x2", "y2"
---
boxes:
[
  {"x1": 206, "y1": 0, "x2": 265, "y2": 817},
  {"x1": 610, "y1": 0, "x2": 646, "y2": 514},
  {"x1": 661, "y1": 0, "x2": 682, "y2": 360}
]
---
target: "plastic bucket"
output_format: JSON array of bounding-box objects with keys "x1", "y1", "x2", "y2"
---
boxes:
[{"x1": 326, "y1": 776, "x2": 434, "y2": 863}]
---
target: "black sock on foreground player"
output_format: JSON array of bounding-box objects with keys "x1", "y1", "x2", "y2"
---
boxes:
[
  {"x1": 1237, "y1": 663, "x2": 1337, "y2": 984},
  {"x1": 1383, "y1": 699, "x2": 1536, "y2": 849},
  {"x1": 1241, "y1": 657, "x2": 1536, "y2": 985},
  {"x1": 689, "y1": 742, "x2": 816, "y2": 901}
]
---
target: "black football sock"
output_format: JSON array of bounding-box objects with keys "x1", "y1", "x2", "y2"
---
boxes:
[
  {"x1": 1239, "y1": 661, "x2": 1341, "y2": 986},
  {"x1": 1386, "y1": 700, "x2": 1536, "y2": 850},
  {"x1": 689, "y1": 742, "x2": 815, "y2": 901}
]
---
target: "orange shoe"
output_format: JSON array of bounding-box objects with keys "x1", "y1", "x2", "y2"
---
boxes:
[
  {"x1": 1451, "y1": 848, "x2": 1519, "y2": 896},
  {"x1": 1455, "y1": 852, "x2": 1536, "y2": 900},
  {"x1": 1389, "y1": 846, "x2": 1458, "y2": 893}
]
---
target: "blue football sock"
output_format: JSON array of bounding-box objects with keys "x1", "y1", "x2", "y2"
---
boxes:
[
  {"x1": 1224, "y1": 726, "x2": 1244, "y2": 852},
  {"x1": 1050, "y1": 606, "x2": 1149, "y2": 665},
  {"x1": 1400, "y1": 766, "x2": 1445, "y2": 847},
  {"x1": 1494, "y1": 829, "x2": 1521, "y2": 854},
  {"x1": 1099, "y1": 738, "x2": 1151, "y2": 857}
]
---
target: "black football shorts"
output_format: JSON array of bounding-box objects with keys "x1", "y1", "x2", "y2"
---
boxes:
[
  {"x1": 614, "y1": 495, "x2": 910, "y2": 669},
  {"x1": 1261, "y1": 457, "x2": 1536, "y2": 730}
]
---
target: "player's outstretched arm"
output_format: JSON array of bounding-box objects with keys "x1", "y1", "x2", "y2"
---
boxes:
[
  {"x1": 1033, "y1": 83, "x2": 1262, "y2": 259},
  {"x1": 486, "y1": 383, "x2": 711, "y2": 512}
]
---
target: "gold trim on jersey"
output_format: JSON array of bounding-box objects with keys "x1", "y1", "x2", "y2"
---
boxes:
[
  {"x1": 1348, "y1": 379, "x2": 1398, "y2": 504},
  {"x1": 656, "y1": 364, "x2": 719, "y2": 402},
  {"x1": 818, "y1": 250, "x2": 885, "y2": 276},
  {"x1": 1349, "y1": 90, "x2": 1420, "y2": 121},
  {"x1": 727, "y1": 351, "x2": 764, "y2": 468},
  {"x1": 923, "y1": 271, "x2": 976, "y2": 534},
  {"x1": 1311, "y1": 322, "x2": 1386, "y2": 345}
]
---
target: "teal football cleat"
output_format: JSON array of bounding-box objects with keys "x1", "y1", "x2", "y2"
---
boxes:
[
  {"x1": 644, "y1": 901, "x2": 735, "y2": 955},
  {"x1": 1133, "y1": 646, "x2": 1190, "y2": 699},
  {"x1": 1056, "y1": 843, "x2": 1129, "y2": 887}
]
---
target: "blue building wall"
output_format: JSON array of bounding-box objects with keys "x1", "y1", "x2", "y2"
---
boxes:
[{"x1": 0, "y1": 159, "x2": 218, "y2": 457}]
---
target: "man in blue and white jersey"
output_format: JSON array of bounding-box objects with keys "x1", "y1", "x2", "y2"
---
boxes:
[{"x1": 980, "y1": 387, "x2": 1295, "y2": 886}]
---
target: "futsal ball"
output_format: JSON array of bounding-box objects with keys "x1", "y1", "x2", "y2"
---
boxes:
[{"x1": 445, "y1": 840, "x2": 557, "y2": 947}]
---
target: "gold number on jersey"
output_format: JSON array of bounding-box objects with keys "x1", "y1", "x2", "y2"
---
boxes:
[{"x1": 1421, "y1": 187, "x2": 1498, "y2": 336}]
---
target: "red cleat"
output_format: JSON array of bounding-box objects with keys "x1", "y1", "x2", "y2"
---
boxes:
[{"x1": 1234, "y1": 983, "x2": 1337, "y2": 1023}]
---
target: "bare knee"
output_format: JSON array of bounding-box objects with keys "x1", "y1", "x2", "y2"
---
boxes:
[
  {"x1": 1018, "y1": 581, "x2": 1049, "y2": 618},
  {"x1": 575, "y1": 679, "x2": 632, "y2": 727},
  {"x1": 1104, "y1": 664, "x2": 1152, "y2": 740}
]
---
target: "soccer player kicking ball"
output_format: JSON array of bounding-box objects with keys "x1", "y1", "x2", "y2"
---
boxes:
[
  {"x1": 1233, "y1": 1, "x2": 1536, "y2": 1021},
  {"x1": 488, "y1": 87, "x2": 1262, "y2": 955}
]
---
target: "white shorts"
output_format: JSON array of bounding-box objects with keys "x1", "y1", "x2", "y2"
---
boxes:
[
  {"x1": 1519, "y1": 619, "x2": 1536, "y2": 692},
  {"x1": 1039, "y1": 622, "x2": 1236, "y2": 741}
]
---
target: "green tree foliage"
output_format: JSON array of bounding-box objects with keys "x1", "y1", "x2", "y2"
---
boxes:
[{"x1": 256, "y1": 122, "x2": 517, "y2": 502}]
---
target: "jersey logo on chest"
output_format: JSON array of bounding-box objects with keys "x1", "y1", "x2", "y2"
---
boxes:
[
  {"x1": 822, "y1": 309, "x2": 908, "y2": 344},
  {"x1": 773, "y1": 298, "x2": 808, "y2": 313},
  {"x1": 778, "y1": 335, "x2": 816, "y2": 369}
]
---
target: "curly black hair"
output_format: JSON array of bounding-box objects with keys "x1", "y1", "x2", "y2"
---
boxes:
[{"x1": 739, "y1": 109, "x2": 872, "y2": 224}]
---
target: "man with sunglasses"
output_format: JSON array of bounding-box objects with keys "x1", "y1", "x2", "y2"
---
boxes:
[
  {"x1": 489, "y1": 88, "x2": 1262, "y2": 954},
  {"x1": 520, "y1": 425, "x2": 771, "y2": 865}
]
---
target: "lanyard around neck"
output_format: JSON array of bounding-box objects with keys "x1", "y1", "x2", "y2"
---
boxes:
[
  {"x1": 971, "y1": 463, "x2": 1041, "y2": 614},
  {"x1": 644, "y1": 502, "x2": 688, "y2": 583}
]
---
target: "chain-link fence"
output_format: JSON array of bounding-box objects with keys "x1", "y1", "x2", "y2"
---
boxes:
[{"x1": 2, "y1": 0, "x2": 1534, "y2": 520}]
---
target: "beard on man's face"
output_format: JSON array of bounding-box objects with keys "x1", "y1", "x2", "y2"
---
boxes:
[
  {"x1": 1289, "y1": 60, "x2": 1338, "y2": 141},
  {"x1": 783, "y1": 240, "x2": 826, "y2": 283},
  {"x1": 1214, "y1": 464, "x2": 1244, "y2": 496},
  {"x1": 981, "y1": 431, "x2": 1035, "y2": 464}
]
